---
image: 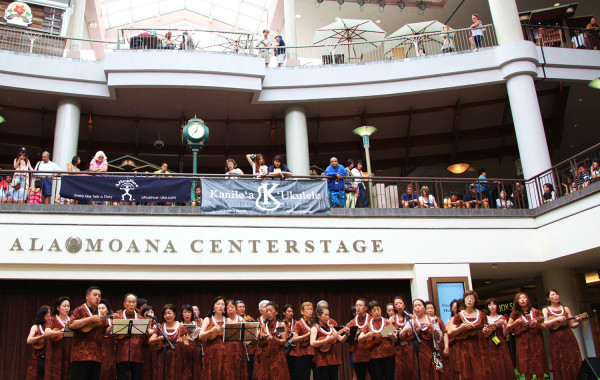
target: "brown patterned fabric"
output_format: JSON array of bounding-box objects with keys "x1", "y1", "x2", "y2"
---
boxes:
[
  {"x1": 361, "y1": 318, "x2": 394, "y2": 359},
  {"x1": 200, "y1": 319, "x2": 228, "y2": 380},
  {"x1": 257, "y1": 321, "x2": 289, "y2": 380},
  {"x1": 548, "y1": 325, "x2": 582, "y2": 380},
  {"x1": 450, "y1": 311, "x2": 494, "y2": 379},
  {"x1": 347, "y1": 315, "x2": 370, "y2": 363},
  {"x1": 312, "y1": 324, "x2": 342, "y2": 369},
  {"x1": 44, "y1": 317, "x2": 72, "y2": 380},
  {"x1": 154, "y1": 323, "x2": 187, "y2": 380},
  {"x1": 289, "y1": 319, "x2": 314, "y2": 357},
  {"x1": 391, "y1": 314, "x2": 414, "y2": 380},
  {"x1": 486, "y1": 332, "x2": 515, "y2": 380},
  {"x1": 509, "y1": 309, "x2": 549, "y2": 377},
  {"x1": 99, "y1": 323, "x2": 116, "y2": 380},
  {"x1": 142, "y1": 320, "x2": 156, "y2": 380},
  {"x1": 25, "y1": 351, "x2": 44, "y2": 380},
  {"x1": 115, "y1": 311, "x2": 145, "y2": 364},
  {"x1": 69, "y1": 304, "x2": 104, "y2": 362}
]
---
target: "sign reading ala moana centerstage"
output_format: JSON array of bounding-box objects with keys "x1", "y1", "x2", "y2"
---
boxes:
[
  {"x1": 201, "y1": 178, "x2": 330, "y2": 215},
  {"x1": 60, "y1": 176, "x2": 191, "y2": 203}
]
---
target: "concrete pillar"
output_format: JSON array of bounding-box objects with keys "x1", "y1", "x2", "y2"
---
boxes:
[
  {"x1": 283, "y1": 0, "x2": 298, "y2": 64},
  {"x1": 53, "y1": 99, "x2": 81, "y2": 203},
  {"x1": 489, "y1": 0, "x2": 553, "y2": 207},
  {"x1": 285, "y1": 106, "x2": 310, "y2": 176},
  {"x1": 66, "y1": 0, "x2": 87, "y2": 58},
  {"x1": 410, "y1": 263, "x2": 472, "y2": 301},
  {"x1": 541, "y1": 268, "x2": 587, "y2": 358}
]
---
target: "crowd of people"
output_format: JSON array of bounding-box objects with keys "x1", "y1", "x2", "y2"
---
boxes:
[
  {"x1": 2, "y1": 147, "x2": 598, "y2": 208},
  {"x1": 25, "y1": 287, "x2": 585, "y2": 380}
]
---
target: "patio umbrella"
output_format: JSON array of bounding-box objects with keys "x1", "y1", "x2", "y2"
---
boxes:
[
  {"x1": 384, "y1": 20, "x2": 449, "y2": 58},
  {"x1": 313, "y1": 19, "x2": 386, "y2": 62}
]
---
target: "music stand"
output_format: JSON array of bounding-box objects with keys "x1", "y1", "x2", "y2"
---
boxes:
[
  {"x1": 112, "y1": 319, "x2": 150, "y2": 379},
  {"x1": 224, "y1": 322, "x2": 259, "y2": 380}
]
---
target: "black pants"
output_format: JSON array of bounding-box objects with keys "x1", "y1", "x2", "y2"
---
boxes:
[
  {"x1": 291, "y1": 355, "x2": 314, "y2": 380},
  {"x1": 70, "y1": 361, "x2": 101, "y2": 380},
  {"x1": 314, "y1": 364, "x2": 339, "y2": 380},
  {"x1": 247, "y1": 354, "x2": 255, "y2": 380},
  {"x1": 367, "y1": 356, "x2": 395, "y2": 380},
  {"x1": 354, "y1": 361, "x2": 369, "y2": 380},
  {"x1": 116, "y1": 362, "x2": 143, "y2": 380}
]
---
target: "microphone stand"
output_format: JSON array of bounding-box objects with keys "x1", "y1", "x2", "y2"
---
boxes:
[
  {"x1": 404, "y1": 311, "x2": 422, "y2": 380},
  {"x1": 151, "y1": 316, "x2": 175, "y2": 380}
]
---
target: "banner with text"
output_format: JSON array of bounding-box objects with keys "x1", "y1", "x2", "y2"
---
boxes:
[
  {"x1": 60, "y1": 176, "x2": 191, "y2": 203},
  {"x1": 201, "y1": 178, "x2": 330, "y2": 215}
]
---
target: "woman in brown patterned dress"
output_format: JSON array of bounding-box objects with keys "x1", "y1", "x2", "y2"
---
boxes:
[
  {"x1": 400, "y1": 299, "x2": 440, "y2": 380},
  {"x1": 310, "y1": 307, "x2": 350, "y2": 380},
  {"x1": 43, "y1": 297, "x2": 72, "y2": 380},
  {"x1": 26, "y1": 305, "x2": 50, "y2": 380},
  {"x1": 446, "y1": 299, "x2": 460, "y2": 380},
  {"x1": 199, "y1": 296, "x2": 229, "y2": 380},
  {"x1": 98, "y1": 299, "x2": 116, "y2": 380},
  {"x1": 485, "y1": 298, "x2": 515, "y2": 380},
  {"x1": 425, "y1": 301, "x2": 453, "y2": 380},
  {"x1": 180, "y1": 304, "x2": 197, "y2": 380},
  {"x1": 192, "y1": 305, "x2": 204, "y2": 380},
  {"x1": 389, "y1": 296, "x2": 413, "y2": 380},
  {"x1": 257, "y1": 302, "x2": 290, "y2": 380},
  {"x1": 507, "y1": 292, "x2": 549, "y2": 380},
  {"x1": 224, "y1": 299, "x2": 248, "y2": 380},
  {"x1": 140, "y1": 305, "x2": 156, "y2": 380},
  {"x1": 358, "y1": 300, "x2": 396, "y2": 380},
  {"x1": 290, "y1": 302, "x2": 315, "y2": 380},
  {"x1": 149, "y1": 303, "x2": 189, "y2": 380},
  {"x1": 447, "y1": 291, "x2": 495, "y2": 380},
  {"x1": 542, "y1": 289, "x2": 583, "y2": 380}
]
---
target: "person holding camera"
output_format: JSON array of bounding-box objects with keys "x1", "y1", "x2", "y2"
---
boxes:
[{"x1": 14, "y1": 146, "x2": 34, "y2": 190}]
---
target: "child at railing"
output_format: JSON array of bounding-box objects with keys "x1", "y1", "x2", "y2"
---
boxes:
[{"x1": 27, "y1": 179, "x2": 42, "y2": 204}]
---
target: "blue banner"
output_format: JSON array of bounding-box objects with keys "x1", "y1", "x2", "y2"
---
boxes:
[
  {"x1": 201, "y1": 178, "x2": 330, "y2": 215},
  {"x1": 60, "y1": 176, "x2": 191, "y2": 203},
  {"x1": 437, "y1": 282, "x2": 466, "y2": 323}
]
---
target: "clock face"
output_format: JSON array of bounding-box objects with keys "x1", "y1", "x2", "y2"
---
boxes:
[{"x1": 189, "y1": 123, "x2": 204, "y2": 139}]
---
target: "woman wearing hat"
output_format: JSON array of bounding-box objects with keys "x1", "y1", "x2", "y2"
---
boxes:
[
  {"x1": 418, "y1": 186, "x2": 438, "y2": 208},
  {"x1": 13, "y1": 147, "x2": 34, "y2": 190}
]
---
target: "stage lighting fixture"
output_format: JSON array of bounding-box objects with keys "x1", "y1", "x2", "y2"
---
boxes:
[
  {"x1": 337, "y1": 0, "x2": 344, "y2": 4},
  {"x1": 398, "y1": 1, "x2": 406, "y2": 9},
  {"x1": 358, "y1": 0, "x2": 365, "y2": 5},
  {"x1": 379, "y1": 0, "x2": 386, "y2": 7},
  {"x1": 417, "y1": 1, "x2": 427, "y2": 10}
]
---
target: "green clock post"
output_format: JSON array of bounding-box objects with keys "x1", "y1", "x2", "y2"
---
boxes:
[{"x1": 182, "y1": 117, "x2": 209, "y2": 199}]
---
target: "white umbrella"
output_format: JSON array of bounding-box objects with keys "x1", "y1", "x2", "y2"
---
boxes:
[
  {"x1": 313, "y1": 19, "x2": 386, "y2": 62},
  {"x1": 384, "y1": 20, "x2": 450, "y2": 58}
]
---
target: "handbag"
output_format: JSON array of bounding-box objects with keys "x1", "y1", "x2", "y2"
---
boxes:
[
  {"x1": 284, "y1": 336, "x2": 295, "y2": 355},
  {"x1": 432, "y1": 350, "x2": 444, "y2": 372}
]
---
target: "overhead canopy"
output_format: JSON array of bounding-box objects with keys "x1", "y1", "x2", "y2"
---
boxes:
[{"x1": 99, "y1": 0, "x2": 271, "y2": 34}]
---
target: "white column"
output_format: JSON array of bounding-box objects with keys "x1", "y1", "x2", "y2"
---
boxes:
[
  {"x1": 53, "y1": 99, "x2": 81, "y2": 170},
  {"x1": 410, "y1": 263, "x2": 472, "y2": 301},
  {"x1": 66, "y1": 0, "x2": 87, "y2": 58},
  {"x1": 285, "y1": 106, "x2": 310, "y2": 176},
  {"x1": 489, "y1": 0, "x2": 553, "y2": 208},
  {"x1": 541, "y1": 268, "x2": 588, "y2": 358},
  {"x1": 283, "y1": 0, "x2": 298, "y2": 64}
]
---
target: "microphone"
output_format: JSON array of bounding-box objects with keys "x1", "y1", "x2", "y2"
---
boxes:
[
  {"x1": 402, "y1": 310, "x2": 411, "y2": 319},
  {"x1": 194, "y1": 313, "x2": 200, "y2": 322}
]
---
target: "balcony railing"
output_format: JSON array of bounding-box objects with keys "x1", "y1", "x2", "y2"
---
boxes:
[{"x1": 522, "y1": 24, "x2": 600, "y2": 50}]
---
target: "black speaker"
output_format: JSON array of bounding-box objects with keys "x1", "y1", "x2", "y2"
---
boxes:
[{"x1": 577, "y1": 357, "x2": 600, "y2": 380}]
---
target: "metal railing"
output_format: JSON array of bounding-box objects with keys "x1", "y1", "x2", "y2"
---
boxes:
[
  {"x1": 0, "y1": 24, "x2": 498, "y2": 65},
  {"x1": 0, "y1": 169, "x2": 528, "y2": 210},
  {"x1": 276, "y1": 24, "x2": 497, "y2": 67},
  {"x1": 527, "y1": 142, "x2": 600, "y2": 207},
  {"x1": 0, "y1": 25, "x2": 116, "y2": 60},
  {"x1": 116, "y1": 28, "x2": 255, "y2": 55},
  {"x1": 522, "y1": 24, "x2": 600, "y2": 50}
]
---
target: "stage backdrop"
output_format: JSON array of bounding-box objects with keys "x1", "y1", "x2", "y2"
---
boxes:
[{"x1": 0, "y1": 279, "x2": 410, "y2": 380}]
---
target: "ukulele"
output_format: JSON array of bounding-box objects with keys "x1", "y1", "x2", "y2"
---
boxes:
[
  {"x1": 80, "y1": 314, "x2": 114, "y2": 333},
  {"x1": 512, "y1": 316, "x2": 545, "y2": 336},
  {"x1": 547, "y1": 312, "x2": 589, "y2": 330},
  {"x1": 32, "y1": 327, "x2": 46, "y2": 350},
  {"x1": 257, "y1": 326, "x2": 285, "y2": 348},
  {"x1": 362, "y1": 323, "x2": 396, "y2": 350},
  {"x1": 206, "y1": 323, "x2": 224, "y2": 340},
  {"x1": 455, "y1": 324, "x2": 496, "y2": 340},
  {"x1": 316, "y1": 326, "x2": 345, "y2": 353}
]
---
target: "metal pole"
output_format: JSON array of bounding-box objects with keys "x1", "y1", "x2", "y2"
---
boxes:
[
  {"x1": 192, "y1": 150, "x2": 198, "y2": 200},
  {"x1": 364, "y1": 142, "x2": 374, "y2": 208}
]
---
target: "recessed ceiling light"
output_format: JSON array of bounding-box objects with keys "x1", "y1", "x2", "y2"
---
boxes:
[
  {"x1": 334, "y1": 17, "x2": 341, "y2": 21},
  {"x1": 573, "y1": 123, "x2": 578, "y2": 128},
  {"x1": 375, "y1": 20, "x2": 381, "y2": 24},
  {"x1": 484, "y1": 281, "x2": 492, "y2": 284},
  {"x1": 554, "y1": 2, "x2": 560, "y2": 6},
  {"x1": 295, "y1": 14, "x2": 301, "y2": 19}
]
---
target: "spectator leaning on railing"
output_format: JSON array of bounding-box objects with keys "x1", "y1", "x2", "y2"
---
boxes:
[
  {"x1": 324, "y1": 157, "x2": 347, "y2": 208},
  {"x1": 34, "y1": 151, "x2": 61, "y2": 204},
  {"x1": 4, "y1": 178, "x2": 26, "y2": 203}
]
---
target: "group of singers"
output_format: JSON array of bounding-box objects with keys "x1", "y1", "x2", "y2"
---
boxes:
[{"x1": 25, "y1": 286, "x2": 584, "y2": 380}]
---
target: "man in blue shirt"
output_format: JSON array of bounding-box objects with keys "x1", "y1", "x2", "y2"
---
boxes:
[
  {"x1": 401, "y1": 184, "x2": 419, "y2": 208},
  {"x1": 274, "y1": 34, "x2": 286, "y2": 67},
  {"x1": 324, "y1": 157, "x2": 347, "y2": 208}
]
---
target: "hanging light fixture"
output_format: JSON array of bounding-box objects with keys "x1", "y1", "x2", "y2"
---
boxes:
[
  {"x1": 446, "y1": 163, "x2": 471, "y2": 174},
  {"x1": 337, "y1": 0, "x2": 344, "y2": 4},
  {"x1": 357, "y1": 0, "x2": 365, "y2": 6},
  {"x1": 588, "y1": 77, "x2": 600, "y2": 89},
  {"x1": 379, "y1": 0, "x2": 386, "y2": 7},
  {"x1": 417, "y1": 1, "x2": 427, "y2": 11},
  {"x1": 398, "y1": 1, "x2": 406, "y2": 9}
]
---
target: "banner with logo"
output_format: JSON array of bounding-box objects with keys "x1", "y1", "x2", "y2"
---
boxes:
[
  {"x1": 201, "y1": 179, "x2": 330, "y2": 215},
  {"x1": 60, "y1": 176, "x2": 191, "y2": 203}
]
